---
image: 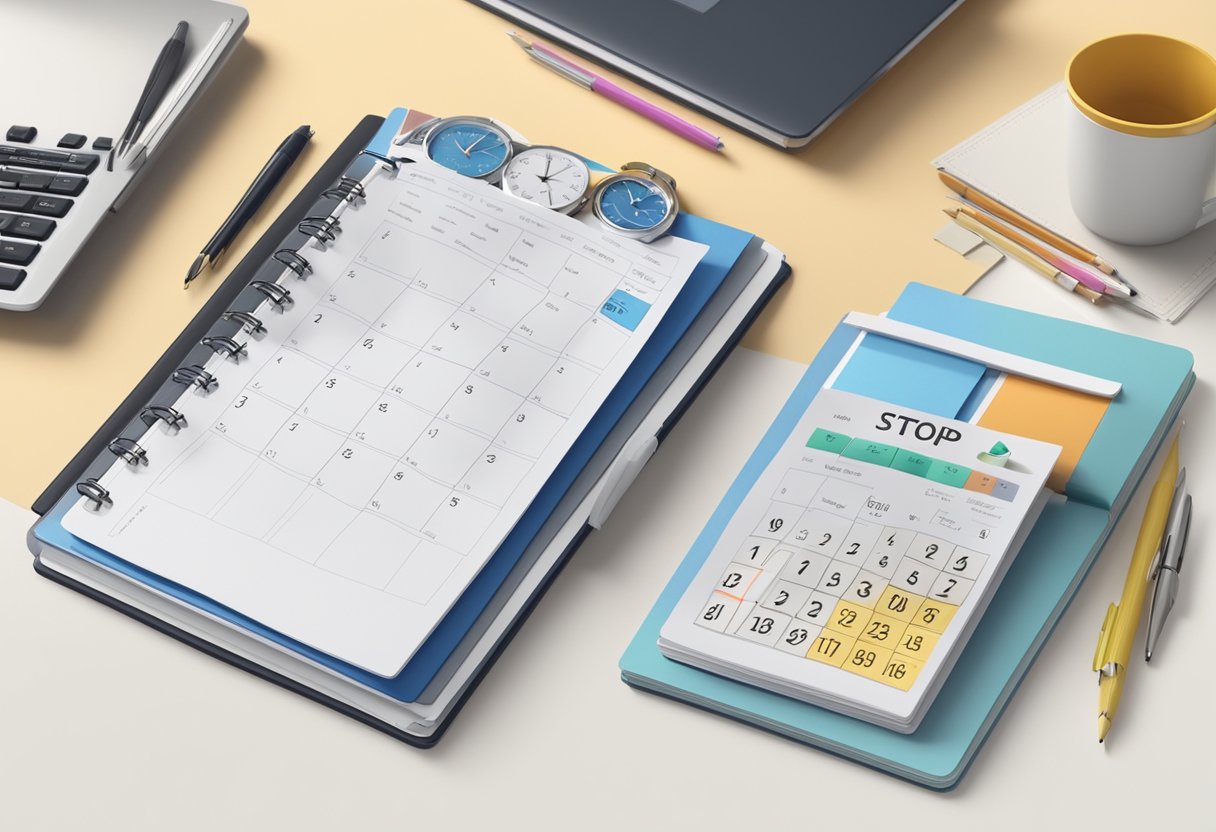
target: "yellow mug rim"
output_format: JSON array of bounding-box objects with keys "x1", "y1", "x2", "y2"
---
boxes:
[{"x1": 1066, "y1": 33, "x2": 1216, "y2": 138}]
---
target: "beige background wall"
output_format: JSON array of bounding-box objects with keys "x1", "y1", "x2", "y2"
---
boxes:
[{"x1": 3, "y1": 0, "x2": 1214, "y2": 507}]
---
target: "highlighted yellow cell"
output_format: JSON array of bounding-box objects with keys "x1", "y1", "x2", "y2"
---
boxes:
[
  {"x1": 828, "y1": 600, "x2": 873, "y2": 636},
  {"x1": 914, "y1": 599, "x2": 959, "y2": 633},
  {"x1": 845, "y1": 643, "x2": 895, "y2": 681},
  {"x1": 877, "y1": 654, "x2": 925, "y2": 691},
  {"x1": 807, "y1": 632, "x2": 857, "y2": 667},
  {"x1": 858, "y1": 612, "x2": 907, "y2": 648},
  {"x1": 876, "y1": 585, "x2": 924, "y2": 623},
  {"x1": 896, "y1": 624, "x2": 940, "y2": 658},
  {"x1": 851, "y1": 642, "x2": 899, "y2": 681},
  {"x1": 963, "y1": 469, "x2": 998, "y2": 494}
]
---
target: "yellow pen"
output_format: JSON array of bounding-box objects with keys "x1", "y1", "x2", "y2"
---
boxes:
[
  {"x1": 1092, "y1": 437, "x2": 1179, "y2": 742},
  {"x1": 944, "y1": 209, "x2": 1102, "y2": 303}
]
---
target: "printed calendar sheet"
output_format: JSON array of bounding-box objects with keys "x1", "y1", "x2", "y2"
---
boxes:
[
  {"x1": 64, "y1": 159, "x2": 707, "y2": 676},
  {"x1": 660, "y1": 386, "x2": 1060, "y2": 726}
]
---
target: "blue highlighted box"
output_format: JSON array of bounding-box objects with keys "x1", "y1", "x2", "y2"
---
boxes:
[{"x1": 601, "y1": 289, "x2": 650, "y2": 331}]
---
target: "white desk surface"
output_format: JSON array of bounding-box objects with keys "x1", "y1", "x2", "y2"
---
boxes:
[{"x1": 3, "y1": 257, "x2": 1213, "y2": 829}]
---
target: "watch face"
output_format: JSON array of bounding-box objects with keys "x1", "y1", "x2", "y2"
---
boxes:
[
  {"x1": 502, "y1": 147, "x2": 589, "y2": 212},
  {"x1": 595, "y1": 176, "x2": 670, "y2": 231},
  {"x1": 425, "y1": 119, "x2": 511, "y2": 178}
]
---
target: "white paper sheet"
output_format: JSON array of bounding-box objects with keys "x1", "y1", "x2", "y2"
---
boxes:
[
  {"x1": 935, "y1": 84, "x2": 1216, "y2": 323},
  {"x1": 64, "y1": 158, "x2": 707, "y2": 677}
]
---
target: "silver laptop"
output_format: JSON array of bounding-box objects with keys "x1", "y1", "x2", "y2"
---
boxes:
[{"x1": 0, "y1": 0, "x2": 248, "y2": 312}]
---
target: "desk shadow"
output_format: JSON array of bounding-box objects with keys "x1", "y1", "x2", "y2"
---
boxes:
[
  {"x1": 0, "y1": 40, "x2": 265, "y2": 349},
  {"x1": 791, "y1": 0, "x2": 1017, "y2": 175}
]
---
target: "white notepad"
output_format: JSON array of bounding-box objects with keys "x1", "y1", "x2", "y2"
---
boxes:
[
  {"x1": 62, "y1": 155, "x2": 707, "y2": 677},
  {"x1": 659, "y1": 386, "x2": 1059, "y2": 732},
  {"x1": 935, "y1": 84, "x2": 1216, "y2": 323}
]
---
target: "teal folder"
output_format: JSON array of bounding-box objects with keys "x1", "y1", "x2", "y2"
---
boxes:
[{"x1": 620, "y1": 283, "x2": 1194, "y2": 789}]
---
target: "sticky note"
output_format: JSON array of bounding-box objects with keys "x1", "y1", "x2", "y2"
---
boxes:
[
  {"x1": 806, "y1": 631, "x2": 858, "y2": 668},
  {"x1": 876, "y1": 585, "x2": 924, "y2": 623},
  {"x1": 832, "y1": 333, "x2": 986, "y2": 418},
  {"x1": 600, "y1": 289, "x2": 650, "y2": 331},
  {"x1": 926, "y1": 459, "x2": 970, "y2": 487},
  {"x1": 963, "y1": 470, "x2": 998, "y2": 494},
  {"x1": 913, "y1": 599, "x2": 958, "y2": 633},
  {"x1": 828, "y1": 600, "x2": 873, "y2": 636},
  {"x1": 891, "y1": 449, "x2": 934, "y2": 478},
  {"x1": 846, "y1": 643, "x2": 895, "y2": 683},
  {"x1": 976, "y1": 375, "x2": 1109, "y2": 492},
  {"x1": 877, "y1": 653, "x2": 924, "y2": 691},
  {"x1": 806, "y1": 428, "x2": 851, "y2": 453},
  {"x1": 841, "y1": 438, "x2": 898, "y2": 467}
]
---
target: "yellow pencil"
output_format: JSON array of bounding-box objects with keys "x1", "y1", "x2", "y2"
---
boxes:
[
  {"x1": 938, "y1": 169, "x2": 1118, "y2": 276},
  {"x1": 944, "y1": 208, "x2": 1102, "y2": 303}
]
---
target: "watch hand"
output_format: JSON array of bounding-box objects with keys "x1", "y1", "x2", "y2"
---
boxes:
[
  {"x1": 545, "y1": 164, "x2": 573, "y2": 182},
  {"x1": 542, "y1": 154, "x2": 553, "y2": 180},
  {"x1": 464, "y1": 134, "x2": 487, "y2": 155}
]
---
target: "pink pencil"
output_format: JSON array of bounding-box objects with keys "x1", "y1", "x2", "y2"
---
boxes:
[{"x1": 509, "y1": 32, "x2": 724, "y2": 152}]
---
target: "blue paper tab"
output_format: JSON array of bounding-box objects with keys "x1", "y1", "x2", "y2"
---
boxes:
[
  {"x1": 832, "y1": 333, "x2": 985, "y2": 418},
  {"x1": 601, "y1": 289, "x2": 650, "y2": 332}
]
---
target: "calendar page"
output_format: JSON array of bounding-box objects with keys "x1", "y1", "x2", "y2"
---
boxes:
[
  {"x1": 660, "y1": 386, "x2": 1060, "y2": 723},
  {"x1": 63, "y1": 158, "x2": 708, "y2": 677}
]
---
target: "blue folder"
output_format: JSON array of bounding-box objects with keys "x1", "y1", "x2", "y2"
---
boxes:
[{"x1": 620, "y1": 283, "x2": 1193, "y2": 789}]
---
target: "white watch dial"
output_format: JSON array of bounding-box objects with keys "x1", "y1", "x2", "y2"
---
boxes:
[{"x1": 502, "y1": 147, "x2": 590, "y2": 212}]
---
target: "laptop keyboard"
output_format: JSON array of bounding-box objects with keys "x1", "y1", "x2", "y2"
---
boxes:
[{"x1": 0, "y1": 126, "x2": 102, "y2": 293}]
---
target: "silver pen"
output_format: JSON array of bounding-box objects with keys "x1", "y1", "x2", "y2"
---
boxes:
[{"x1": 1145, "y1": 467, "x2": 1191, "y2": 661}]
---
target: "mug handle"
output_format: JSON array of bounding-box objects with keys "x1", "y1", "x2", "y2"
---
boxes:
[{"x1": 1199, "y1": 197, "x2": 1216, "y2": 230}]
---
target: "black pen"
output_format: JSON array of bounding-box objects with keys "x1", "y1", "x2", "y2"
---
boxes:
[
  {"x1": 185, "y1": 125, "x2": 314, "y2": 287},
  {"x1": 115, "y1": 21, "x2": 190, "y2": 163}
]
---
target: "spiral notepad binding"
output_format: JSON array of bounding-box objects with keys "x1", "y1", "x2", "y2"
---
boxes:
[
  {"x1": 108, "y1": 437, "x2": 149, "y2": 466},
  {"x1": 273, "y1": 249, "x2": 312, "y2": 278},
  {"x1": 82, "y1": 160, "x2": 386, "y2": 511},
  {"x1": 141, "y1": 405, "x2": 187, "y2": 429},
  {"x1": 201, "y1": 335, "x2": 248, "y2": 360},
  {"x1": 172, "y1": 364, "x2": 218, "y2": 391},
  {"x1": 322, "y1": 176, "x2": 366, "y2": 203},
  {"x1": 250, "y1": 281, "x2": 292, "y2": 307},
  {"x1": 222, "y1": 310, "x2": 265, "y2": 335},
  {"x1": 298, "y1": 215, "x2": 341, "y2": 246},
  {"x1": 75, "y1": 477, "x2": 112, "y2": 510}
]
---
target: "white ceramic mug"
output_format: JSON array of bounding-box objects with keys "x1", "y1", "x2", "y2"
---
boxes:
[{"x1": 1066, "y1": 33, "x2": 1216, "y2": 246}]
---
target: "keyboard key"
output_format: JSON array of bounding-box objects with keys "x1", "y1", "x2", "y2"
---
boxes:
[
  {"x1": 47, "y1": 176, "x2": 86, "y2": 196},
  {"x1": 0, "y1": 239, "x2": 38, "y2": 265},
  {"x1": 0, "y1": 265, "x2": 26, "y2": 290},
  {"x1": 0, "y1": 193, "x2": 32, "y2": 211},
  {"x1": 28, "y1": 196, "x2": 71, "y2": 218},
  {"x1": 6, "y1": 125, "x2": 36, "y2": 143},
  {"x1": 92, "y1": 136, "x2": 114, "y2": 151},
  {"x1": 58, "y1": 133, "x2": 86, "y2": 149},
  {"x1": 17, "y1": 173, "x2": 52, "y2": 191},
  {"x1": 0, "y1": 213, "x2": 56, "y2": 240},
  {"x1": 0, "y1": 147, "x2": 99, "y2": 174}
]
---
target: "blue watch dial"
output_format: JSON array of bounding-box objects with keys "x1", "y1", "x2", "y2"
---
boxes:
[
  {"x1": 426, "y1": 122, "x2": 510, "y2": 178},
  {"x1": 596, "y1": 177, "x2": 669, "y2": 230}
]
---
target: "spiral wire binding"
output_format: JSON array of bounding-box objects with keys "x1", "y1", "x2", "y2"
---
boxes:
[
  {"x1": 298, "y1": 215, "x2": 341, "y2": 246},
  {"x1": 221, "y1": 310, "x2": 266, "y2": 335},
  {"x1": 77, "y1": 161, "x2": 383, "y2": 509},
  {"x1": 250, "y1": 281, "x2": 292, "y2": 307},
  {"x1": 322, "y1": 176, "x2": 365, "y2": 202},
  {"x1": 172, "y1": 364, "x2": 218, "y2": 391},
  {"x1": 76, "y1": 477, "x2": 112, "y2": 510},
  {"x1": 273, "y1": 249, "x2": 312, "y2": 278},
  {"x1": 107, "y1": 437, "x2": 148, "y2": 466},
  {"x1": 140, "y1": 405, "x2": 187, "y2": 429},
  {"x1": 201, "y1": 335, "x2": 248, "y2": 359}
]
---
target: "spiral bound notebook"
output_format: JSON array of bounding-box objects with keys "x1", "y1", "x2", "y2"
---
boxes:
[{"x1": 27, "y1": 108, "x2": 790, "y2": 744}]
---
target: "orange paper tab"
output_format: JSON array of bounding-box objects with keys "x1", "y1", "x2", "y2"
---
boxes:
[{"x1": 977, "y1": 376, "x2": 1108, "y2": 492}]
